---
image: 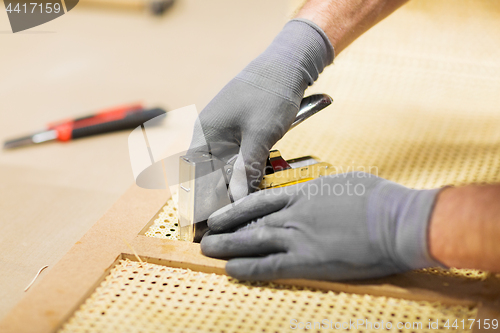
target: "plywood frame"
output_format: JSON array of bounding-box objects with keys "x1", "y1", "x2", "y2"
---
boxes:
[{"x1": 1, "y1": 184, "x2": 499, "y2": 333}]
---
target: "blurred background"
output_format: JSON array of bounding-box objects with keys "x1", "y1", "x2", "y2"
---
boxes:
[
  {"x1": 1, "y1": 0, "x2": 500, "y2": 320},
  {"x1": 0, "y1": 0, "x2": 291, "y2": 318}
]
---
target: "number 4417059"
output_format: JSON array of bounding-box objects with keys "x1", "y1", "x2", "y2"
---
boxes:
[
  {"x1": 444, "y1": 319, "x2": 498, "y2": 330},
  {"x1": 6, "y1": 2, "x2": 61, "y2": 14}
]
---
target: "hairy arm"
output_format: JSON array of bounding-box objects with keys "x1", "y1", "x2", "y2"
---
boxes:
[
  {"x1": 296, "y1": 0, "x2": 409, "y2": 54},
  {"x1": 430, "y1": 185, "x2": 500, "y2": 272}
]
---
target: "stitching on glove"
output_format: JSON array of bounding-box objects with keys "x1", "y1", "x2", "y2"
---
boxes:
[{"x1": 234, "y1": 77, "x2": 301, "y2": 109}]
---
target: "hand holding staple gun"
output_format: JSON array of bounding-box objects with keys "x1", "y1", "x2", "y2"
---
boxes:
[
  {"x1": 196, "y1": 0, "x2": 500, "y2": 281},
  {"x1": 187, "y1": 18, "x2": 334, "y2": 201},
  {"x1": 202, "y1": 173, "x2": 444, "y2": 281}
]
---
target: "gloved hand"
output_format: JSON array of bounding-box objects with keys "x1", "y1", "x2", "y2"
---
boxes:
[
  {"x1": 201, "y1": 172, "x2": 445, "y2": 281},
  {"x1": 188, "y1": 19, "x2": 334, "y2": 200}
]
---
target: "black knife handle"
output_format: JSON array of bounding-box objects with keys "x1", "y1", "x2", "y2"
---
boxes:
[{"x1": 71, "y1": 108, "x2": 166, "y2": 140}]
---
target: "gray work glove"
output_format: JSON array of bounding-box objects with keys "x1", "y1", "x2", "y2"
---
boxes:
[
  {"x1": 188, "y1": 19, "x2": 334, "y2": 200},
  {"x1": 201, "y1": 172, "x2": 445, "y2": 281}
]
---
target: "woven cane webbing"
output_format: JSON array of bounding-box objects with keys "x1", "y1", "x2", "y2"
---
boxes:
[
  {"x1": 145, "y1": 196, "x2": 179, "y2": 241},
  {"x1": 275, "y1": 0, "x2": 500, "y2": 189},
  {"x1": 58, "y1": 260, "x2": 477, "y2": 333}
]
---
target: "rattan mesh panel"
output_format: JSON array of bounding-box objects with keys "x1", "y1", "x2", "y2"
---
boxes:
[
  {"x1": 275, "y1": 0, "x2": 500, "y2": 189},
  {"x1": 145, "y1": 195, "x2": 179, "y2": 241},
  {"x1": 58, "y1": 260, "x2": 477, "y2": 333}
]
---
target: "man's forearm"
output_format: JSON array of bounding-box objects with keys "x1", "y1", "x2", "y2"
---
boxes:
[
  {"x1": 296, "y1": 0, "x2": 409, "y2": 54},
  {"x1": 429, "y1": 185, "x2": 500, "y2": 272}
]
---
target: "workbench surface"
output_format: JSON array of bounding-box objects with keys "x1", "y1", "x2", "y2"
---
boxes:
[{"x1": 0, "y1": 0, "x2": 290, "y2": 319}]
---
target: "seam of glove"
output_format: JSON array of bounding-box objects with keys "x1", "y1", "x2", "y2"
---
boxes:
[
  {"x1": 237, "y1": 68, "x2": 305, "y2": 103},
  {"x1": 234, "y1": 76, "x2": 302, "y2": 109}
]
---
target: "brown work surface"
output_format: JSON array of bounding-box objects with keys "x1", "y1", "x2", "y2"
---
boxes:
[{"x1": 0, "y1": 0, "x2": 291, "y2": 319}]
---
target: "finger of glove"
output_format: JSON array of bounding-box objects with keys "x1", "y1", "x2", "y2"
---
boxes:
[
  {"x1": 201, "y1": 225, "x2": 291, "y2": 259},
  {"x1": 225, "y1": 253, "x2": 298, "y2": 281},
  {"x1": 208, "y1": 188, "x2": 290, "y2": 232},
  {"x1": 236, "y1": 209, "x2": 292, "y2": 230},
  {"x1": 272, "y1": 261, "x2": 401, "y2": 281},
  {"x1": 226, "y1": 151, "x2": 249, "y2": 201},
  {"x1": 227, "y1": 256, "x2": 400, "y2": 282},
  {"x1": 186, "y1": 113, "x2": 211, "y2": 154},
  {"x1": 228, "y1": 139, "x2": 270, "y2": 201}
]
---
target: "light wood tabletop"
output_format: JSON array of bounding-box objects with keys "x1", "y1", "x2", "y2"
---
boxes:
[{"x1": 0, "y1": 0, "x2": 290, "y2": 319}]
